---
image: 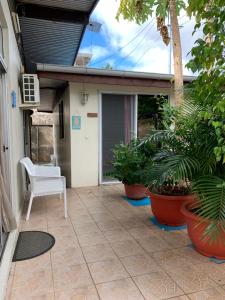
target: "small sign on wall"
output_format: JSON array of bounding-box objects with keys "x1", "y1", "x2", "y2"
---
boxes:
[{"x1": 72, "y1": 116, "x2": 81, "y2": 130}]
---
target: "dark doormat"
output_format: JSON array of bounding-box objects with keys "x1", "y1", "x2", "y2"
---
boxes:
[{"x1": 13, "y1": 231, "x2": 55, "y2": 262}]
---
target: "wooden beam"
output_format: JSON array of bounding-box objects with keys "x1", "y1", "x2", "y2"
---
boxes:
[
  {"x1": 16, "y1": 3, "x2": 89, "y2": 25},
  {"x1": 37, "y1": 71, "x2": 172, "y2": 89}
]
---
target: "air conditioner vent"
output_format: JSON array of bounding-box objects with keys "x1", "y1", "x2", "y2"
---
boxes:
[{"x1": 22, "y1": 74, "x2": 40, "y2": 104}]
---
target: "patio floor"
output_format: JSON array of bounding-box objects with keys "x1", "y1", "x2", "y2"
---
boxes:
[{"x1": 5, "y1": 184, "x2": 225, "y2": 300}]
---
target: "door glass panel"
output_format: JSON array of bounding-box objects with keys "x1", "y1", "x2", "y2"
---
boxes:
[{"x1": 102, "y1": 94, "x2": 135, "y2": 182}]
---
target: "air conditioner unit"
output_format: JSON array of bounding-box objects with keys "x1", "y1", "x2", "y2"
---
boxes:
[{"x1": 22, "y1": 74, "x2": 40, "y2": 104}]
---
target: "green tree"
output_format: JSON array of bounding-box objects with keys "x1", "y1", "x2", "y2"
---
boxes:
[
  {"x1": 186, "y1": 0, "x2": 225, "y2": 163},
  {"x1": 102, "y1": 63, "x2": 113, "y2": 70},
  {"x1": 117, "y1": 0, "x2": 186, "y2": 106}
]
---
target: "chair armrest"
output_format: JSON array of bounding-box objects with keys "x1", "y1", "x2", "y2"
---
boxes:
[
  {"x1": 34, "y1": 165, "x2": 61, "y2": 177},
  {"x1": 31, "y1": 175, "x2": 65, "y2": 180}
]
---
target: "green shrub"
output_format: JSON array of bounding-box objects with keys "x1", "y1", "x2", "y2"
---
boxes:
[{"x1": 111, "y1": 138, "x2": 156, "y2": 185}]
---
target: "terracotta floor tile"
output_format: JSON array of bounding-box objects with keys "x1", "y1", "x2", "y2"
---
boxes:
[
  {"x1": 10, "y1": 287, "x2": 54, "y2": 300},
  {"x1": 96, "y1": 219, "x2": 122, "y2": 231},
  {"x1": 77, "y1": 231, "x2": 106, "y2": 247},
  {"x1": 128, "y1": 226, "x2": 156, "y2": 239},
  {"x1": 193, "y1": 263, "x2": 225, "y2": 285},
  {"x1": 137, "y1": 236, "x2": 172, "y2": 253},
  {"x1": 21, "y1": 222, "x2": 48, "y2": 231},
  {"x1": 47, "y1": 214, "x2": 72, "y2": 227},
  {"x1": 55, "y1": 285, "x2": 99, "y2": 300},
  {"x1": 168, "y1": 296, "x2": 190, "y2": 300},
  {"x1": 73, "y1": 222, "x2": 100, "y2": 235},
  {"x1": 53, "y1": 263, "x2": 93, "y2": 290},
  {"x1": 14, "y1": 252, "x2": 51, "y2": 274},
  {"x1": 167, "y1": 264, "x2": 218, "y2": 293},
  {"x1": 48, "y1": 224, "x2": 74, "y2": 235},
  {"x1": 120, "y1": 217, "x2": 146, "y2": 229},
  {"x1": 121, "y1": 254, "x2": 162, "y2": 276},
  {"x1": 91, "y1": 213, "x2": 115, "y2": 222},
  {"x1": 157, "y1": 230, "x2": 191, "y2": 248},
  {"x1": 82, "y1": 243, "x2": 116, "y2": 263},
  {"x1": 133, "y1": 272, "x2": 184, "y2": 300},
  {"x1": 187, "y1": 287, "x2": 225, "y2": 300},
  {"x1": 48, "y1": 226, "x2": 80, "y2": 251},
  {"x1": 152, "y1": 249, "x2": 193, "y2": 271},
  {"x1": 70, "y1": 213, "x2": 94, "y2": 225},
  {"x1": 7, "y1": 187, "x2": 221, "y2": 300},
  {"x1": 51, "y1": 246, "x2": 85, "y2": 268},
  {"x1": 110, "y1": 239, "x2": 144, "y2": 258},
  {"x1": 13, "y1": 264, "x2": 53, "y2": 292},
  {"x1": 172, "y1": 247, "x2": 210, "y2": 265},
  {"x1": 88, "y1": 205, "x2": 109, "y2": 214},
  {"x1": 88, "y1": 258, "x2": 129, "y2": 284},
  {"x1": 96, "y1": 278, "x2": 144, "y2": 300},
  {"x1": 103, "y1": 228, "x2": 133, "y2": 242}
]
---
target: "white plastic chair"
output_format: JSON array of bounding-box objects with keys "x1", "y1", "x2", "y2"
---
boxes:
[{"x1": 20, "y1": 157, "x2": 67, "y2": 221}]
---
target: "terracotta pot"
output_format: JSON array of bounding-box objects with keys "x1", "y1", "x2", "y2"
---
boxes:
[
  {"x1": 124, "y1": 184, "x2": 146, "y2": 200},
  {"x1": 147, "y1": 191, "x2": 195, "y2": 226},
  {"x1": 181, "y1": 201, "x2": 225, "y2": 259}
]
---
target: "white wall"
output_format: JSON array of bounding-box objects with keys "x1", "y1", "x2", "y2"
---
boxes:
[
  {"x1": 69, "y1": 82, "x2": 174, "y2": 188},
  {"x1": 70, "y1": 83, "x2": 99, "y2": 187},
  {"x1": 53, "y1": 87, "x2": 71, "y2": 186},
  {"x1": 0, "y1": 1, "x2": 25, "y2": 299}
]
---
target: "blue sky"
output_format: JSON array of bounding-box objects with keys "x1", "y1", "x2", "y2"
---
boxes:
[{"x1": 79, "y1": 0, "x2": 202, "y2": 75}]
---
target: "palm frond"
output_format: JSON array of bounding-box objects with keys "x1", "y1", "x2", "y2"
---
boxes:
[{"x1": 192, "y1": 176, "x2": 225, "y2": 240}]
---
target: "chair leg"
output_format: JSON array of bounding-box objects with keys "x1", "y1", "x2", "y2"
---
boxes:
[
  {"x1": 63, "y1": 189, "x2": 68, "y2": 218},
  {"x1": 26, "y1": 192, "x2": 34, "y2": 221}
]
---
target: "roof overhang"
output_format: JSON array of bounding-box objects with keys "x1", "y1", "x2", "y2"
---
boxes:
[
  {"x1": 36, "y1": 64, "x2": 195, "y2": 112},
  {"x1": 15, "y1": 0, "x2": 99, "y2": 72},
  {"x1": 37, "y1": 64, "x2": 195, "y2": 88}
]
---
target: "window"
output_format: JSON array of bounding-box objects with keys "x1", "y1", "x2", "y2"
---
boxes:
[{"x1": 59, "y1": 101, "x2": 64, "y2": 139}]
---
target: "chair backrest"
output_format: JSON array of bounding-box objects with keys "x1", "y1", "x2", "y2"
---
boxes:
[{"x1": 20, "y1": 157, "x2": 35, "y2": 176}]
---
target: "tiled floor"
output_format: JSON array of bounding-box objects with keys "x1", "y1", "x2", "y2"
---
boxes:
[{"x1": 5, "y1": 185, "x2": 225, "y2": 300}]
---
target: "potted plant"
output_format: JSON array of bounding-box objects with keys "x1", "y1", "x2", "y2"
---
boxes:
[
  {"x1": 111, "y1": 138, "x2": 156, "y2": 200},
  {"x1": 142, "y1": 102, "x2": 195, "y2": 226},
  {"x1": 146, "y1": 98, "x2": 225, "y2": 257}
]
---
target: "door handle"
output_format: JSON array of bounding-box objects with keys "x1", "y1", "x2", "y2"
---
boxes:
[{"x1": 3, "y1": 145, "x2": 8, "y2": 152}]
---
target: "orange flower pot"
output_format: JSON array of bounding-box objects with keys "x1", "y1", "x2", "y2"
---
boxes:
[
  {"x1": 124, "y1": 184, "x2": 146, "y2": 200},
  {"x1": 181, "y1": 201, "x2": 225, "y2": 259},
  {"x1": 147, "y1": 191, "x2": 194, "y2": 226}
]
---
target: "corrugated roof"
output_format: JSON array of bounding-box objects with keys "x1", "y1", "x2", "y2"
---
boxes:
[
  {"x1": 17, "y1": 0, "x2": 99, "y2": 72},
  {"x1": 18, "y1": 0, "x2": 96, "y2": 11},
  {"x1": 20, "y1": 17, "x2": 84, "y2": 65}
]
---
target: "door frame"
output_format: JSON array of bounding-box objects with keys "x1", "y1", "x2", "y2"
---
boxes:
[
  {"x1": 98, "y1": 91, "x2": 138, "y2": 185},
  {"x1": 0, "y1": 19, "x2": 11, "y2": 259}
]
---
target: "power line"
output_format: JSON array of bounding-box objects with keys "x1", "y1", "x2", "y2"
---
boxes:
[
  {"x1": 114, "y1": 18, "x2": 156, "y2": 69},
  {"x1": 132, "y1": 35, "x2": 161, "y2": 69},
  {"x1": 90, "y1": 19, "x2": 155, "y2": 67}
]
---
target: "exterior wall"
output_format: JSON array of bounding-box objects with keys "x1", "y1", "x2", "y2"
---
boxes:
[
  {"x1": 53, "y1": 87, "x2": 71, "y2": 187},
  {"x1": 0, "y1": 1, "x2": 26, "y2": 299},
  {"x1": 69, "y1": 82, "x2": 174, "y2": 188}
]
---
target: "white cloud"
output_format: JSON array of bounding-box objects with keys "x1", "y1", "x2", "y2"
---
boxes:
[
  {"x1": 80, "y1": 45, "x2": 109, "y2": 61},
  {"x1": 90, "y1": 0, "x2": 203, "y2": 75}
]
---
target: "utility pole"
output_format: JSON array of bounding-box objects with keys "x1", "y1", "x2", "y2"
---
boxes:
[{"x1": 168, "y1": 13, "x2": 172, "y2": 74}]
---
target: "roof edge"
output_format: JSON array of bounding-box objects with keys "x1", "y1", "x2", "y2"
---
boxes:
[{"x1": 37, "y1": 64, "x2": 196, "y2": 81}]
